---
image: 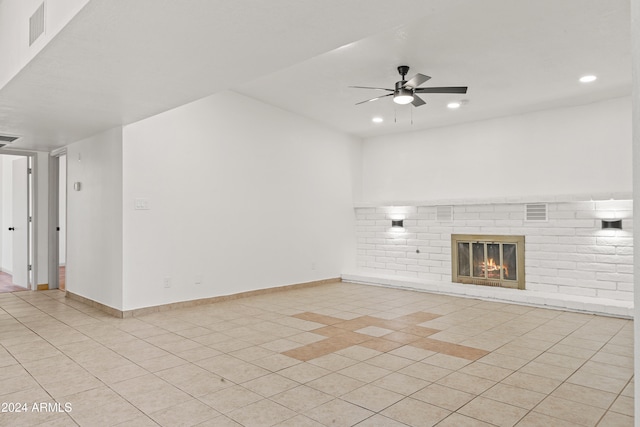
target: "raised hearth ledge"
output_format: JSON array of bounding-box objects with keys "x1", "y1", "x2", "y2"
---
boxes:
[
  {"x1": 342, "y1": 271, "x2": 633, "y2": 319},
  {"x1": 353, "y1": 191, "x2": 632, "y2": 208}
]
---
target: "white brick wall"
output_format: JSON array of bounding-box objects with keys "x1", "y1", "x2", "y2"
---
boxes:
[{"x1": 355, "y1": 197, "x2": 633, "y2": 302}]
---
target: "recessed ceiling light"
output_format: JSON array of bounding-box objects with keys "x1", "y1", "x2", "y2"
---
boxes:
[
  {"x1": 579, "y1": 75, "x2": 597, "y2": 83},
  {"x1": 447, "y1": 102, "x2": 461, "y2": 109},
  {"x1": 372, "y1": 117, "x2": 383, "y2": 123}
]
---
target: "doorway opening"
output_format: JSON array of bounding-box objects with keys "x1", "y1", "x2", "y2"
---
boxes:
[
  {"x1": 48, "y1": 150, "x2": 66, "y2": 291},
  {"x1": 0, "y1": 154, "x2": 34, "y2": 292},
  {"x1": 58, "y1": 154, "x2": 66, "y2": 290}
]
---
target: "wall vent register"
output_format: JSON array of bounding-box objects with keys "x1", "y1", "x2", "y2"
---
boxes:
[
  {"x1": 525, "y1": 203, "x2": 548, "y2": 221},
  {"x1": 436, "y1": 205, "x2": 453, "y2": 222},
  {"x1": 29, "y1": 2, "x2": 45, "y2": 46}
]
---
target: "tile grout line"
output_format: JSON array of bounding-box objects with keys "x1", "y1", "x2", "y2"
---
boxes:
[{"x1": 510, "y1": 317, "x2": 630, "y2": 426}]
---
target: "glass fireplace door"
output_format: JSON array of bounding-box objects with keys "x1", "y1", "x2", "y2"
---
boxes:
[{"x1": 453, "y1": 235, "x2": 524, "y2": 289}]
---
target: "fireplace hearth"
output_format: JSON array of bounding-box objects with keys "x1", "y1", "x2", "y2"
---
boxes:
[{"x1": 451, "y1": 234, "x2": 525, "y2": 289}]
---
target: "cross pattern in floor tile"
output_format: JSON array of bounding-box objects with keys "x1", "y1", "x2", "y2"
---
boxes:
[{"x1": 282, "y1": 311, "x2": 490, "y2": 362}]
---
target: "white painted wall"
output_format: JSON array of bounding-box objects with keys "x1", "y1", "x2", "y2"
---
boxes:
[
  {"x1": 66, "y1": 128, "x2": 123, "y2": 309},
  {"x1": 0, "y1": 0, "x2": 89, "y2": 89},
  {"x1": 122, "y1": 91, "x2": 361, "y2": 310},
  {"x1": 361, "y1": 97, "x2": 632, "y2": 203}
]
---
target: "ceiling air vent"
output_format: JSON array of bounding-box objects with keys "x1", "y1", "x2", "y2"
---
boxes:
[
  {"x1": 0, "y1": 134, "x2": 20, "y2": 148},
  {"x1": 436, "y1": 205, "x2": 453, "y2": 222},
  {"x1": 525, "y1": 203, "x2": 548, "y2": 222},
  {"x1": 29, "y1": 2, "x2": 45, "y2": 46},
  {"x1": 0, "y1": 135, "x2": 20, "y2": 148}
]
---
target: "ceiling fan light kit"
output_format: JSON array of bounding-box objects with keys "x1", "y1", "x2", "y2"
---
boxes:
[{"x1": 394, "y1": 84, "x2": 414, "y2": 104}]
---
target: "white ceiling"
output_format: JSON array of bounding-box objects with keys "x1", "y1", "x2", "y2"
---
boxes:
[{"x1": 0, "y1": 0, "x2": 632, "y2": 151}]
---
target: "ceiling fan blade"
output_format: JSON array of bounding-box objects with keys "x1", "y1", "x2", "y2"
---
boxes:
[
  {"x1": 411, "y1": 95, "x2": 426, "y2": 107},
  {"x1": 355, "y1": 93, "x2": 393, "y2": 105},
  {"x1": 415, "y1": 86, "x2": 468, "y2": 94},
  {"x1": 404, "y1": 73, "x2": 431, "y2": 89},
  {"x1": 349, "y1": 86, "x2": 393, "y2": 91}
]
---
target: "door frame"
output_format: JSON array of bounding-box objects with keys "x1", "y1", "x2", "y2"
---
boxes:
[
  {"x1": 0, "y1": 148, "x2": 37, "y2": 290},
  {"x1": 49, "y1": 148, "x2": 66, "y2": 290}
]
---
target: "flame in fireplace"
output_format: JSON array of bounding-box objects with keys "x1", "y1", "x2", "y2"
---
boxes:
[{"x1": 482, "y1": 258, "x2": 509, "y2": 277}]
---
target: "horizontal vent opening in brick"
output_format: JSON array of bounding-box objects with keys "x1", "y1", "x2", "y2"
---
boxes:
[
  {"x1": 525, "y1": 203, "x2": 548, "y2": 221},
  {"x1": 436, "y1": 205, "x2": 453, "y2": 222}
]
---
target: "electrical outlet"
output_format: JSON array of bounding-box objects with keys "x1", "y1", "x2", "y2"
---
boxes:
[
  {"x1": 311, "y1": 261, "x2": 316, "y2": 271},
  {"x1": 163, "y1": 277, "x2": 171, "y2": 288},
  {"x1": 195, "y1": 275, "x2": 203, "y2": 285}
]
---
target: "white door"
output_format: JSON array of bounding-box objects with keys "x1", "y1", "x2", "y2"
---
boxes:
[{"x1": 11, "y1": 157, "x2": 29, "y2": 288}]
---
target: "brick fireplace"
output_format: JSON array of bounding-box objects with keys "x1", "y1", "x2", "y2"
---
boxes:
[{"x1": 346, "y1": 195, "x2": 633, "y2": 317}]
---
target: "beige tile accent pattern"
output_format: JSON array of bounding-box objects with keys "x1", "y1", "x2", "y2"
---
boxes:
[
  {"x1": 283, "y1": 310, "x2": 489, "y2": 363},
  {"x1": 0, "y1": 282, "x2": 634, "y2": 426}
]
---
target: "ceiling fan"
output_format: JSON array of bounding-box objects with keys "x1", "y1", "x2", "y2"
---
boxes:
[{"x1": 351, "y1": 65, "x2": 468, "y2": 107}]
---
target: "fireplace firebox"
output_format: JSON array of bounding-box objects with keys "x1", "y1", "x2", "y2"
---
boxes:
[{"x1": 451, "y1": 234, "x2": 525, "y2": 289}]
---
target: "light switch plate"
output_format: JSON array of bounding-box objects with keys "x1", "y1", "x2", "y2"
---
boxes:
[{"x1": 134, "y1": 198, "x2": 150, "y2": 210}]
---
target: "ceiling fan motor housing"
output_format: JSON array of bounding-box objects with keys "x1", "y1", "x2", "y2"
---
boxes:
[{"x1": 395, "y1": 80, "x2": 413, "y2": 97}]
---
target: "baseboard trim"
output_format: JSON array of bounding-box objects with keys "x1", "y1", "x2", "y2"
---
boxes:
[
  {"x1": 65, "y1": 291, "x2": 124, "y2": 318},
  {"x1": 37, "y1": 284, "x2": 49, "y2": 291},
  {"x1": 65, "y1": 277, "x2": 342, "y2": 318}
]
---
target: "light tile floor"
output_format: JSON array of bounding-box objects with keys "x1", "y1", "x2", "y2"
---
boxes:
[{"x1": 0, "y1": 282, "x2": 634, "y2": 426}]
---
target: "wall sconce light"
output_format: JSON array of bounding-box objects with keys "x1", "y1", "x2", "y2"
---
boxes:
[
  {"x1": 391, "y1": 219, "x2": 404, "y2": 228},
  {"x1": 601, "y1": 219, "x2": 622, "y2": 230}
]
